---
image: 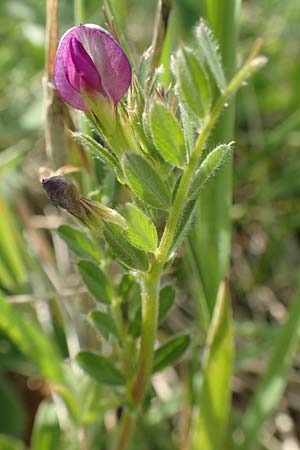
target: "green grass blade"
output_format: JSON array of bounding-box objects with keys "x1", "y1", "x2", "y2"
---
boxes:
[
  {"x1": 31, "y1": 400, "x2": 61, "y2": 450},
  {"x1": 0, "y1": 434, "x2": 26, "y2": 450},
  {"x1": 0, "y1": 294, "x2": 63, "y2": 382},
  {"x1": 236, "y1": 293, "x2": 300, "y2": 450},
  {"x1": 192, "y1": 282, "x2": 233, "y2": 450},
  {"x1": 0, "y1": 195, "x2": 27, "y2": 289}
]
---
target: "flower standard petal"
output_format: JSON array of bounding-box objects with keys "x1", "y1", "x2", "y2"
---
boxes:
[
  {"x1": 79, "y1": 25, "x2": 132, "y2": 104},
  {"x1": 54, "y1": 24, "x2": 132, "y2": 110}
]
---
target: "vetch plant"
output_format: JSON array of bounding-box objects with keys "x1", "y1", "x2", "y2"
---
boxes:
[{"x1": 41, "y1": 18, "x2": 267, "y2": 450}]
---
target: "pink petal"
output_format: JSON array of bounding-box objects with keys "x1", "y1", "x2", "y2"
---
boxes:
[
  {"x1": 54, "y1": 24, "x2": 132, "y2": 110},
  {"x1": 54, "y1": 28, "x2": 88, "y2": 111}
]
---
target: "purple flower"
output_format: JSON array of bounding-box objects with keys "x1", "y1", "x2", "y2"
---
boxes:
[{"x1": 54, "y1": 24, "x2": 132, "y2": 111}]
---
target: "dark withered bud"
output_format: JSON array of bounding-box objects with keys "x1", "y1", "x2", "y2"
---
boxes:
[
  {"x1": 42, "y1": 175, "x2": 84, "y2": 216},
  {"x1": 42, "y1": 175, "x2": 126, "y2": 228}
]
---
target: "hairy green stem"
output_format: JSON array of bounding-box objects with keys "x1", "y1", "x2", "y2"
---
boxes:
[
  {"x1": 131, "y1": 261, "x2": 161, "y2": 403},
  {"x1": 111, "y1": 299, "x2": 133, "y2": 381}
]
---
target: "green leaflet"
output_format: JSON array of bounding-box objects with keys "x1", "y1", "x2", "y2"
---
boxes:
[
  {"x1": 192, "y1": 282, "x2": 233, "y2": 450},
  {"x1": 71, "y1": 131, "x2": 124, "y2": 182},
  {"x1": 173, "y1": 46, "x2": 211, "y2": 118},
  {"x1": 58, "y1": 225, "x2": 101, "y2": 261},
  {"x1": 195, "y1": 19, "x2": 227, "y2": 91},
  {"x1": 153, "y1": 334, "x2": 190, "y2": 373},
  {"x1": 103, "y1": 223, "x2": 149, "y2": 271},
  {"x1": 122, "y1": 153, "x2": 172, "y2": 209},
  {"x1": 76, "y1": 351, "x2": 125, "y2": 386},
  {"x1": 89, "y1": 310, "x2": 119, "y2": 340},
  {"x1": 158, "y1": 284, "x2": 176, "y2": 324},
  {"x1": 172, "y1": 198, "x2": 198, "y2": 252},
  {"x1": 122, "y1": 203, "x2": 158, "y2": 252},
  {"x1": 78, "y1": 260, "x2": 113, "y2": 304},
  {"x1": 149, "y1": 102, "x2": 186, "y2": 167},
  {"x1": 188, "y1": 143, "x2": 234, "y2": 200}
]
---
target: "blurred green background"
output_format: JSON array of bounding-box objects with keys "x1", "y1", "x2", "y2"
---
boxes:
[{"x1": 0, "y1": 0, "x2": 300, "y2": 449}]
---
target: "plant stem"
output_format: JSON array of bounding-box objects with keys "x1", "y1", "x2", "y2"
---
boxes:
[
  {"x1": 115, "y1": 411, "x2": 133, "y2": 450},
  {"x1": 111, "y1": 298, "x2": 133, "y2": 381},
  {"x1": 131, "y1": 261, "x2": 161, "y2": 403},
  {"x1": 74, "y1": 0, "x2": 85, "y2": 24}
]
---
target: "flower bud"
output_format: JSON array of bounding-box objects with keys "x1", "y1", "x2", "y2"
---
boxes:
[
  {"x1": 54, "y1": 24, "x2": 132, "y2": 111},
  {"x1": 42, "y1": 175, "x2": 126, "y2": 228},
  {"x1": 42, "y1": 176, "x2": 84, "y2": 217}
]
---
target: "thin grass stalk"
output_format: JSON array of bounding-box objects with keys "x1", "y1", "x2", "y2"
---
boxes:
[
  {"x1": 74, "y1": 0, "x2": 85, "y2": 24},
  {"x1": 146, "y1": 0, "x2": 173, "y2": 92},
  {"x1": 44, "y1": 0, "x2": 68, "y2": 167}
]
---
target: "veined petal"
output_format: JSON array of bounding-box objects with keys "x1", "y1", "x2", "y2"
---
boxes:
[
  {"x1": 78, "y1": 25, "x2": 132, "y2": 104},
  {"x1": 54, "y1": 27, "x2": 88, "y2": 111}
]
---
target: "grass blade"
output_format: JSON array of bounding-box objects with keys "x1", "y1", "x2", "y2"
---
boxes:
[
  {"x1": 192, "y1": 281, "x2": 233, "y2": 450},
  {"x1": 236, "y1": 293, "x2": 300, "y2": 450},
  {"x1": 31, "y1": 400, "x2": 61, "y2": 450},
  {"x1": 0, "y1": 294, "x2": 63, "y2": 382}
]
